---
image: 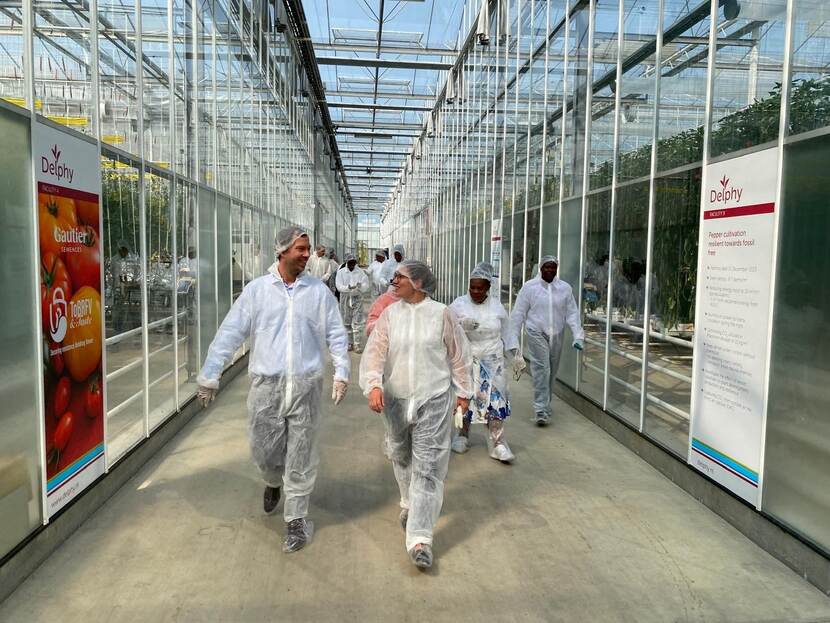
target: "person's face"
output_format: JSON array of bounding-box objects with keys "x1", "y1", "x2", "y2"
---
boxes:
[
  {"x1": 376, "y1": 254, "x2": 385, "y2": 263},
  {"x1": 347, "y1": 259, "x2": 357, "y2": 271},
  {"x1": 540, "y1": 261, "x2": 558, "y2": 283},
  {"x1": 282, "y1": 236, "x2": 311, "y2": 273},
  {"x1": 316, "y1": 248, "x2": 325, "y2": 257},
  {"x1": 187, "y1": 248, "x2": 196, "y2": 259},
  {"x1": 469, "y1": 278, "x2": 490, "y2": 304},
  {"x1": 394, "y1": 251, "x2": 402, "y2": 262},
  {"x1": 391, "y1": 270, "x2": 416, "y2": 300}
]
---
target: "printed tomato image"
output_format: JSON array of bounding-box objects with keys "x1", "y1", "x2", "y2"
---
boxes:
[
  {"x1": 54, "y1": 411, "x2": 73, "y2": 451},
  {"x1": 85, "y1": 374, "x2": 103, "y2": 419},
  {"x1": 40, "y1": 252, "x2": 72, "y2": 335},
  {"x1": 75, "y1": 199, "x2": 99, "y2": 230},
  {"x1": 63, "y1": 286, "x2": 102, "y2": 382},
  {"x1": 53, "y1": 376, "x2": 71, "y2": 421},
  {"x1": 49, "y1": 340, "x2": 64, "y2": 376},
  {"x1": 65, "y1": 225, "x2": 101, "y2": 291},
  {"x1": 38, "y1": 194, "x2": 77, "y2": 257},
  {"x1": 45, "y1": 377, "x2": 104, "y2": 478}
]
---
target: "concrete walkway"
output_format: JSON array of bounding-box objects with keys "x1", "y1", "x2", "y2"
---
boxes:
[{"x1": 3, "y1": 354, "x2": 830, "y2": 623}]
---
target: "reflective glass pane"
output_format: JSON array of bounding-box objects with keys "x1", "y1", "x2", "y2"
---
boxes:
[{"x1": 176, "y1": 181, "x2": 198, "y2": 406}]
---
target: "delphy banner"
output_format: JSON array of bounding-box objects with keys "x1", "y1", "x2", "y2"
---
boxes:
[
  {"x1": 34, "y1": 122, "x2": 105, "y2": 517},
  {"x1": 689, "y1": 147, "x2": 779, "y2": 506}
]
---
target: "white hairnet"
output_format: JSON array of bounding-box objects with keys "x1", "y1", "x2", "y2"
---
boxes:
[
  {"x1": 540, "y1": 255, "x2": 559, "y2": 268},
  {"x1": 375, "y1": 248, "x2": 387, "y2": 258},
  {"x1": 345, "y1": 253, "x2": 356, "y2": 262},
  {"x1": 275, "y1": 226, "x2": 308, "y2": 256},
  {"x1": 469, "y1": 262, "x2": 495, "y2": 282},
  {"x1": 399, "y1": 260, "x2": 436, "y2": 295},
  {"x1": 392, "y1": 244, "x2": 405, "y2": 257}
]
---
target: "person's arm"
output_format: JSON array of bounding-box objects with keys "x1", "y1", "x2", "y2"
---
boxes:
[
  {"x1": 197, "y1": 287, "x2": 253, "y2": 388},
  {"x1": 323, "y1": 288, "x2": 350, "y2": 381},
  {"x1": 499, "y1": 304, "x2": 512, "y2": 358},
  {"x1": 359, "y1": 307, "x2": 391, "y2": 412},
  {"x1": 564, "y1": 285, "x2": 585, "y2": 342},
  {"x1": 321, "y1": 259, "x2": 333, "y2": 283},
  {"x1": 505, "y1": 286, "x2": 530, "y2": 352},
  {"x1": 365, "y1": 293, "x2": 390, "y2": 336},
  {"x1": 335, "y1": 268, "x2": 350, "y2": 293},
  {"x1": 357, "y1": 269, "x2": 370, "y2": 293},
  {"x1": 443, "y1": 308, "x2": 474, "y2": 407}
]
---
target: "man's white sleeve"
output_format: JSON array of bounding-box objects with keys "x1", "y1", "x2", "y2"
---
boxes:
[{"x1": 197, "y1": 288, "x2": 252, "y2": 388}]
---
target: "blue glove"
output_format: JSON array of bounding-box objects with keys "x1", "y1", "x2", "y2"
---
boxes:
[{"x1": 573, "y1": 339, "x2": 584, "y2": 351}]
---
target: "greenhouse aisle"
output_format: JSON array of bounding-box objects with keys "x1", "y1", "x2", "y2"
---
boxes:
[{"x1": 2, "y1": 354, "x2": 830, "y2": 623}]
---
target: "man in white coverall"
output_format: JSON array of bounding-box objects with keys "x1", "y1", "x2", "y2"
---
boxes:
[
  {"x1": 306, "y1": 244, "x2": 333, "y2": 282},
  {"x1": 196, "y1": 227, "x2": 350, "y2": 553},
  {"x1": 379, "y1": 243, "x2": 404, "y2": 290},
  {"x1": 335, "y1": 253, "x2": 370, "y2": 352},
  {"x1": 366, "y1": 249, "x2": 387, "y2": 297},
  {"x1": 506, "y1": 255, "x2": 584, "y2": 426}
]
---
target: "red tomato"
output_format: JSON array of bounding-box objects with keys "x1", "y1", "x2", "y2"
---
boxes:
[
  {"x1": 54, "y1": 376, "x2": 71, "y2": 420},
  {"x1": 54, "y1": 411, "x2": 74, "y2": 451},
  {"x1": 64, "y1": 225, "x2": 101, "y2": 291},
  {"x1": 40, "y1": 252, "x2": 73, "y2": 335},
  {"x1": 38, "y1": 194, "x2": 77, "y2": 257},
  {"x1": 75, "y1": 199, "x2": 99, "y2": 230},
  {"x1": 85, "y1": 375, "x2": 103, "y2": 419}
]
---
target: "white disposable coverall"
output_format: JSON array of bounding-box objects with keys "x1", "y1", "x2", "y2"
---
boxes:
[
  {"x1": 378, "y1": 245, "x2": 404, "y2": 290},
  {"x1": 366, "y1": 259, "x2": 386, "y2": 296},
  {"x1": 197, "y1": 263, "x2": 350, "y2": 522},
  {"x1": 449, "y1": 293, "x2": 513, "y2": 452},
  {"x1": 506, "y1": 276, "x2": 584, "y2": 418},
  {"x1": 359, "y1": 298, "x2": 473, "y2": 552},
  {"x1": 335, "y1": 265, "x2": 370, "y2": 349},
  {"x1": 306, "y1": 253, "x2": 332, "y2": 282}
]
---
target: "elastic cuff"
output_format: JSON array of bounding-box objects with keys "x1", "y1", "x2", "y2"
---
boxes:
[
  {"x1": 333, "y1": 376, "x2": 348, "y2": 384},
  {"x1": 196, "y1": 375, "x2": 219, "y2": 389},
  {"x1": 362, "y1": 382, "x2": 383, "y2": 397}
]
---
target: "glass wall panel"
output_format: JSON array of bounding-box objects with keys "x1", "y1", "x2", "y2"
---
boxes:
[
  {"x1": 145, "y1": 172, "x2": 175, "y2": 430},
  {"x1": 0, "y1": 108, "x2": 42, "y2": 558},
  {"x1": 710, "y1": 0, "x2": 785, "y2": 157},
  {"x1": 216, "y1": 194, "x2": 231, "y2": 321},
  {"x1": 176, "y1": 180, "x2": 198, "y2": 406},
  {"x1": 102, "y1": 154, "x2": 145, "y2": 462},
  {"x1": 98, "y1": 0, "x2": 139, "y2": 153},
  {"x1": 141, "y1": 0, "x2": 171, "y2": 168},
  {"x1": 197, "y1": 186, "x2": 216, "y2": 362},
  {"x1": 643, "y1": 168, "x2": 699, "y2": 455},
  {"x1": 606, "y1": 180, "x2": 649, "y2": 426},
  {"x1": 764, "y1": 132, "x2": 830, "y2": 554},
  {"x1": 557, "y1": 196, "x2": 581, "y2": 388},
  {"x1": 787, "y1": 0, "x2": 830, "y2": 136},
  {"x1": 580, "y1": 190, "x2": 611, "y2": 404},
  {"x1": 588, "y1": 0, "x2": 619, "y2": 190}
]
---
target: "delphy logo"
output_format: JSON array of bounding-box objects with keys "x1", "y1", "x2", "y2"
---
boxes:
[
  {"x1": 710, "y1": 174, "x2": 742, "y2": 204},
  {"x1": 41, "y1": 144, "x2": 74, "y2": 184}
]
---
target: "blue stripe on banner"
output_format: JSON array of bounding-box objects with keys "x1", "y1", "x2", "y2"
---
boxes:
[
  {"x1": 692, "y1": 438, "x2": 758, "y2": 485},
  {"x1": 47, "y1": 443, "x2": 104, "y2": 493}
]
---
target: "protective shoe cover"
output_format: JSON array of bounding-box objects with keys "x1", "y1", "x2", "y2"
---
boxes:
[
  {"x1": 360, "y1": 298, "x2": 472, "y2": 423},
  {"x1": 486, "y1": 419, "x2": 514, "y2": 463},
  {"x1": 525, "y1": 328, "x2": 564, "y2": 419},
  {"x1": 399, "y1": 508, "x2": 408, "y2": 532},
  {"x1": 247, "y1": 374, "x2": 323, "y2": 522},
  {"x1": 382, "y1": 390, "x2": 454, "y2": 553},
  {"x1": 505, "y1": 275, "x2": 584, "y2": 353},
  {"x1": 263, "y1": 485, "x2": 281, "y2": 514},
  {"x1": 451, "y1": 433, "x2": 469, "y2": 454},
  {"x1": 197, "y1": 264, "x2": 350, "y2": 390},
  {"x1": 409, "y1": 543, "x2": 433, "y2": 569},
  {"x1": 283, "y1": 518, "x2": 314, "y2": 553}
]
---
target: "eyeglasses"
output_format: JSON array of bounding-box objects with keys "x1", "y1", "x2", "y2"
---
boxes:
[{"x1": 392, "y1": 272, "x2": 410, "y2": 282}]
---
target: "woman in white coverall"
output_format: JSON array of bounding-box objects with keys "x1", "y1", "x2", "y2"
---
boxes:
[
  {"x1": 360, "y1": 260, "x2": 473, "y2": 569},
  {"x1": 196, "y1": 227, "x2": 350, "y2": 553},
  {"x1": 335, "y1": 253, "x2": 370, "y2": 352},
  {"x1": 506, "y1": 255, "x2": 584, "y2": 426},
  {"x1": 366, "y1": 249, "x2": 387, "y2": 297},
  {"x1": 449, "y1": 262, "x2": 515, "y2": 463}
]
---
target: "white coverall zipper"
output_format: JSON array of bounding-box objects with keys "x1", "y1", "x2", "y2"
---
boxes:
[{"x1": 286, "y1": 293, "x2": 294, "y2": 405}]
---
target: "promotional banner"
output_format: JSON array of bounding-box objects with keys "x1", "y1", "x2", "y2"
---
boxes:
[
  {"x1": 689, "y1": 147, "x2": 779, "y2": 506},
  {"x1": 34, "y1": 122, "x2": 105, "y2": 517},
  {"x1": 490, "y1": 218, "x2": 502, "y2": 278}
]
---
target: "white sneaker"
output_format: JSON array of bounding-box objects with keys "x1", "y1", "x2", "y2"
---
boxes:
[
  {"x1": 489, "y1": 442, "x2": 515, "y2": 464},
  {"x1": 451, "y1": 435, "x2": 469, "y2": 454}
]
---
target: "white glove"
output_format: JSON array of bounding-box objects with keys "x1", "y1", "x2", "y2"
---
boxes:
[
  {"x1": 332, "y1": 379, "x2": 348, "y2": 405},
  {"x1": 573, "y1": 339, "x2": 584, "y2": 351},
  {"x1": 512, "y1": 355, "x2": 527, "y2": 375},
  {"x1": 197, "y1": 385, "x2": 217, "y2": 407},
  {"x1": 460, "y1": 317, "x2": 479, "y2": 331}
]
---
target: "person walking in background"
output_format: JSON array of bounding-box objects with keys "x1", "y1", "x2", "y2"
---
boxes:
[
  {"x1": 379, "y1": 243, "x2": 404, "y2": 291},
  {"x1": 507, "y1": 256, "x2": 584, "y2": 426},
  {"x1": 307, "y1": 244, "x2": 333, "y2": 283},
  {"x1": 335, "y1": 253, "x2": 370, "y2": 352},
  {"x1": 366, "y1": 249, "x2": 388, "y2": 297}
]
